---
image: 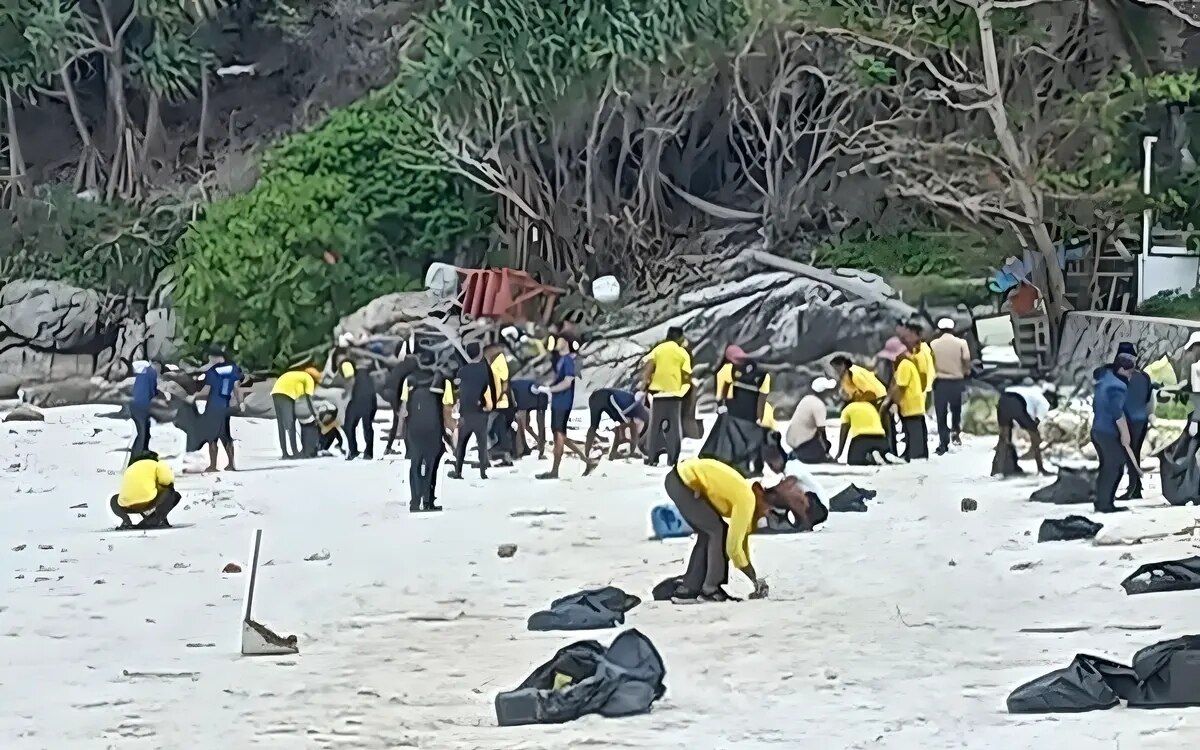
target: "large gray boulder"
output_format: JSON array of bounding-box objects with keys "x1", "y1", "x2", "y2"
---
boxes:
[
  {"x1": 1055, "y1": 311, "x2": 1200, "y2": 389},
  {"x1": 582, "y1": 258, "x2": 916, "y2": 415},
  {"x1": 334, "y1": 290, "x2": 453, "y2": 341}
]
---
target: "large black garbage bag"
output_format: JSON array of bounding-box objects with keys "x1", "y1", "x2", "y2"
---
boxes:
[
  {"x1": 527, "y1": 587, "x2": 642, "y2": 632},
  {"x1": 698, "y1": 414, "x2": 766, "y2": 476},
  {"x1": 1157, "y1": 423, "x2": 1200, "y2": 506},
  {"x1": 1038, "y1": 516, "x2": 1103, "y2": 543},
  {"x1": 1029, "y1": 466, "x2": 1096, "y2": 504},
  {"x1": 171, "y1": 397, "x2": 230, "y2": 453},
  {"x1": 829, "y1": 484, "x2": 876, "y2": 513},
  {"x1": 1127, "y1": 635, "x2": 1200, "y2": 708},
  {"x1": 1121, "y1": 556, "x2": 1200, "y2": 595},
  {"x1": 992, "y1": 442, "x2": 1025, "y2": 477},
  {"x1": 1007, "y1": 655, "x2": 1139, "y2": 714},
  {"x1": 495, "y1": 629, "x2": 667, "y2": 726}
]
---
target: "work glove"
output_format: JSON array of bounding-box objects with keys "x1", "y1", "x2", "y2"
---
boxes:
[
  {"x1": 533, "y1": 385, "x2": 551, "y2": 396},
  {"x1": 716, "y1": 404, "x2": 727, "y2": 415},
  {"x1": 1189, "y1": 421, "x2": 1198, "y2": 437},
  {"x1": 749, "y1": 578, "x2": 770, "y2": 600}
]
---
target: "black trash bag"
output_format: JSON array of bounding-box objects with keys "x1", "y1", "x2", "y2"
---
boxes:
[
  {"x1": 1007, "y1": 654, "x2": 1139, "y2": 714},
  {"x1": 992, "y1": 442, "x2": 1025, "y2": 477},
  {"x1": 698, "y1": 414, "x2": 766, "y2": 477},
  {"x1": 1029, "y1": 466, "x2": 1097, "y2": 504},
  {"x1": 494, "y1": 629, "x2": 667, "y2": 726},
  {"x1": 1121, "y1": 556, "x2": 1200, "y2": 595},
  {"x1": 1127, "y1": 634, "x2": 1200, "y2": 708},
  {"x1": 1157, "y1": 419, "x2": 1200, "y2": 506},
  {"x1": 171, "y1": 397, "x2": 230, "y2": 453},
  {"x1": 828, "y1": 484, "x2": 876, "y2": 513},
  {"x1": 1038, "y1": 516, "x2": 1104, "y2": 543},
  {"x1": 527, "y1": 587, "x2": 642, "y2": 632},
  {"x1": 651, "y1": 576, "x2": 682, "y2": 601}
]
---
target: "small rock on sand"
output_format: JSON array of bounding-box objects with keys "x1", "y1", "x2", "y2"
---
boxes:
[
  {"x1": 304, "y1": 549, "x2": 331, "y2": 562},
  {"x1": 222, "y1": 563, "x2": 242, "y2": 574},
  {"x1": 497, "y1": 544, "x2": 518, "y2": 558},
  {"x1": 961, "y1": 498, "x2": 978, "y2": 512},
  {"x1": 3, "y1": 404, "x2": 45, "y2": 423}
]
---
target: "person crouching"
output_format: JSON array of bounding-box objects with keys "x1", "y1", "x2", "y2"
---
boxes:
[
  {"x1": 664, "y1": 456, "x2": 770, "y2": 603},
  {"x1": 110, "y1": 451, "x2": 181, "y2": 530}
]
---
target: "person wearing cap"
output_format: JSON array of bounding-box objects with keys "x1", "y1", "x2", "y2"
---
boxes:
[
  {"x1": 930, "y1": 318, "x2": 972, "y2": 454},
  {"x1": 785, "y1": 377, "x2": 835, "y2": 463},
  {"x1": 196, "y1": 344, "x2": 243, "y2": 471},
  {"x1": 704, "y1": 344, "x2": 773, "y2": 475},
  {"x1": 1092, "y1": 353, "x2": 1140, "y2": 513},
  {"x1": 271, "y1": 366, "x2": 321, "y2": 460},
  {"x1": 1116, "y1": 342, "x2": 1153, "y2": 499},
  {"x1": 830, "y1": 355, "x2": 887, "y2": 403},
  {"x1": 641, "y1": 326, "x2": 692, "y2": 466},
  {"x1": 584, "y1": 387, "x2": 647, "y2": 461},
  {"x1": 879, "y1": 336, "x2": 928, "y2": 460},
  {"x1": 994, "y1": 378, "x2": 1054, "y2": 476},
  {"x1": 664, "y1": 455, "x2": 771, "y2": 603}
]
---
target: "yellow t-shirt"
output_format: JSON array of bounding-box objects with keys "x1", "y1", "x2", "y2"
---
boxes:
[
  {"x1": 487, "y1": 355, "x2": 510, "y2": 410},
  {"x1": 715, "y1": 363, "x2": 772, "y2": 399},
  {"x1": 761, "y1": 402, "x2": 777, "y2": 430},
  {"x1": 841, "y1": 365, "x2": 887, "y2": 402},
  {"x1": 676, "y1": 458, "x2": 756, "y2": 569},
  {"x1": 893, "y1": 358, "x2": 925, "y2": 418},
  {"x1": 403, "y1": 379, "x2": 455, "y2": 406},
  {"x1": 840, "y1": 401, "x2": 885, "y2": 439},
  {"x1": 914, "y1": 342, "x2": 936, "y2": 393},
  {"x1": 272, "y1": 370, "x2": 315, "y2": 400},
  {"x1": 645, "y1": 341, "x2": 692, "y2": 397},
  {"x1": 117, "y1": 459, "x2": 175, "y2": 508}
]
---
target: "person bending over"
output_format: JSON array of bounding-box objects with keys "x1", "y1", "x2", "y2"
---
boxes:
[
  {"x1": 316, "y1": 406, "x2": 345, "y2": 455},
  {"x1": 836, "y1": 396, "x2": 895, "y2": 465},
  {"x1": 584, "y1": 387, "x2": 647, "y2": 460},
  {"x1": 994, "y1": 379, "x2": 1054, "y2": 476},
  {"x1": 664, "y1": 456, "x2": 770, "y2": 603},
  {"x1": 271, "y1": 367, "x2": 320, "y2": 459},
  {"x1": 110, "y1": 451, "x2": 181, "y2": 529},
  {"x1": 511, "y1": 377, "x2": 547, "y2": 459}
]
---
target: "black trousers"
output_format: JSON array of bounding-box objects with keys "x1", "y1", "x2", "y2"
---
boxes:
[
  {"x1": 1124, "y1": 420, "x2": 1148, "y2": 495},
  {"x1": 647, "y1": 396, "x2": 683, "y2": 465},
  {"x1": 933, "y1": 379, "x2": 964, "y2": 449},
  {"x1": 847, "y1": 435, "x2": 889, "y2": 465},
  {"x1": 408, "y1": 430, "x2": 443, "y2": 509},
  {"x1": 454, "y1": 411, "x2": 490, "y2": 475},
  {"x1": 1091, "y1": 430, "x2": 1126, "y2": 510},
  {"x1": 901, "y1": 416, "x2": 928, "y2": 460},
  {"x1": 791, "y1": 433, "x2": 831, "y2": 464},
  {"x1": 489, "y1": 408, "x2": 516, "y2": 459},
  {"x1": 130, "y1": 403, "x2": 152, "y2": 459},
  {"x1": 110, "y1": 487, "x2": 180, "y2": 528},
  {"x1": 665, "y1": 469, "x2": 728, "y2": 593},
  {"x1": 345, "y1": 400, "x2": 377, "y2": 457}
]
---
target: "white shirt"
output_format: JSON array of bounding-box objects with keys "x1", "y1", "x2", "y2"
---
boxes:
[
  {"x1": 783, "y1": 459, "x2": 827, "y2": 501},
  {"x1": 785, "y1": 395, "x2": 827, "y2": 448},
  {"x1": 1005, "y1": 385, "x2": 1051, "y2": 421}
]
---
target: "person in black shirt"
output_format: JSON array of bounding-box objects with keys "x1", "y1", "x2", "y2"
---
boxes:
[
  {"x1": 406, "y1": 354, "x2": 452, "y2": 512},
  {"x1": 449, "y1": 343, "x2": 497, "y2": 480},
  {"x1": 338, "y1": 358, "x2": 379, "y2": 460}
]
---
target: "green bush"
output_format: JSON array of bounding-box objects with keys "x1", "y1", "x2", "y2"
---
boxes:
[
  {"x1": 1138, "y1": 288, "x2": 1200, "y2": 320},
  {"x1": 808, "y1": 231, "x2": 992, "y2": 278},
  {"x1": 175, "y1": 87, "x2": 491, "y2": 370}
]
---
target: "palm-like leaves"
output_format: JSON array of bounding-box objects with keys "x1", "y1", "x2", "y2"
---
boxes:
[{"x1": 0, "y1": 1, "x2": 77, "y2": 93}]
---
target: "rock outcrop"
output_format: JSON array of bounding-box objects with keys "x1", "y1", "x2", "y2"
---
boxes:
[
  {"x1": 1055, "y1": 311, "x2": 1200, "y2": 388},
  {"x1": 0, "y1": 279, "x2": 173, "y2": 389},
  {"x1": 3, "y1": 404, "x2": 45, "y2": 422},
  {"x1": 333, "y1": 290, "x2": 453, "y2": 342},
  {"x1": 582, "y1": 254, "x2": 917, "y2": 414}
]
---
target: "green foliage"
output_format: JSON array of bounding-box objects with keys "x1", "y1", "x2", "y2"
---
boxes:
[
  {"x1": 808, "y1": 231, "x2": 993, "y2": 278},
  {"x1": 1138, "y1": 288, "x2": 1200, "y2": 320},
  {"x1": 783, "y1": 0, "x2": 1025, "y2": 48},
  {"x1": 0, "y1": 186, "x2": 184, "y2": 294},
  {"x1": 175, "y1": 87, "x2": 492, "y2": 370}
]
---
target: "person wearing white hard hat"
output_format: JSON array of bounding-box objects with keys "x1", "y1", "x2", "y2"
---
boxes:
[
  {"x1": 930, "y1": 317, "x2": 972, "y2": 454},
  {"x1": 785, "y1": 377, "x2": 835, "y2": 463}
]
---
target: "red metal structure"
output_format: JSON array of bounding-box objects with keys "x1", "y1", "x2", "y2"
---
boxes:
[{"x1": 456, "y1": 267, "x2": 563, "y2": 325}]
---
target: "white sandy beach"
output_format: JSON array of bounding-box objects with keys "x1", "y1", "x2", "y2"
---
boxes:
[{"x1": 3, "y1": 406, "x2": 1200, "y2": 749}]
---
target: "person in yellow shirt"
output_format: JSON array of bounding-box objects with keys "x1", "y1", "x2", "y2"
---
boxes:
[
  {"x1": 641, "y1": 326, "x2": 692, "y2": 466},
  {"x1": 664, "y1": 457, "x2": 770, "y2": 603},
  {"x1": 485, "y1": 342, "x2": 515, "y2": 466},
  {"x1": 900, "y1": 320, "x2": 936, "y2": 401},
  {"x1": 110, "y1": 451, "x2": 181, "y2": 529},
  {"x1": 836, "y1": 397, "x2": 896, "y2": 465},
  {"x1": 830, "y1": 355, "x2": 887, "y2": 403},
  {"x1": 271, "y1": 367, "x2": 321, "y2": 459},
  {"x1": 878, "y1": 337, "x2": 928, "y2": 460}
]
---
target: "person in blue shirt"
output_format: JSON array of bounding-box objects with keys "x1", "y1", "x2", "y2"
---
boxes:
[
  {"x1": 535, "y1": 336, "x2": 596, "y2": 479},
  {"x1": 197, "y1": 345, "x2": 243, "y2": 472},
  {"x1": 129, "y1": 360, "x2": 160, "y2": 459},
  {"x1": 1116, "y1": 342, "x2": 1153, "y2": 500},
  {"x1": 1091, "y1": 353, "x2": 1139, "y2": 513},
  {"x1": 583, "y1": 387, "x2": 647, "y2": 461}
]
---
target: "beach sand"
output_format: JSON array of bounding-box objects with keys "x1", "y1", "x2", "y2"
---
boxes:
[{"x1": 2, "y1": 406, "x2": 1199, "y2": 749}]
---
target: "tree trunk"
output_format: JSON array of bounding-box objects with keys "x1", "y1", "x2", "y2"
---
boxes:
[
  {"x1": 2, "y1": 84, "x2": 28, "y2": 205},
  {"x1": 60, "y1": 68, "x2": 104, "y2": 192},
  {"x1": 975, "y1": 6, "x2": 1071, "y2": 324},
  {"x1": 198, "y1": 65, "x2": 210, "y2": 161}
]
